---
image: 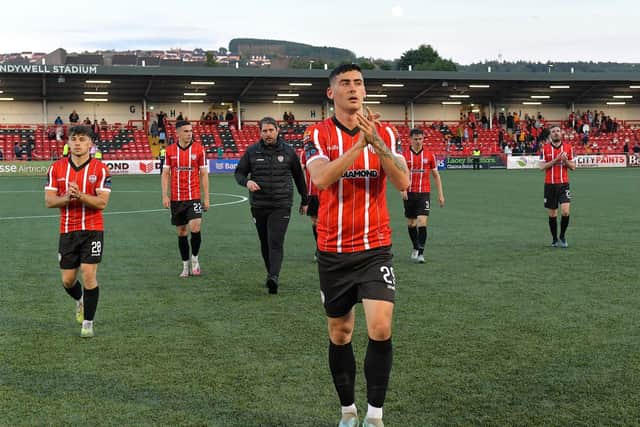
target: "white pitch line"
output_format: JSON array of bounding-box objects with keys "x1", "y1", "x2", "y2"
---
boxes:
[{"x1": 0, "y1": 193, "x2": 248, "y2": 221}]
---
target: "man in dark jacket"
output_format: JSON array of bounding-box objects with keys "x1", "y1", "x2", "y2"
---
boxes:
[{"x1": 235, "y1": 117, "x2": 308, "y2": 294}]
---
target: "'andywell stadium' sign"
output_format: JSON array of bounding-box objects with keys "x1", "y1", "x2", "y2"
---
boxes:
[{"x1": 0, "y1": 64, "x2": 98, "y2": 74}]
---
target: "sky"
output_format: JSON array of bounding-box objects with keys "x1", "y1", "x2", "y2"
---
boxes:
[{"x1": 1, "y1": 0, "x2": 639, "y2": 65}]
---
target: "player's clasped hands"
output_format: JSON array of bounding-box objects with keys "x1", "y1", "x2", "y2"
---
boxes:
[
  {"x1": 355, "y1": 107, "x2": 379, "y2": 146},
  {"x1": 67, "y1": 182, "x2": 81, "y2": 199}
]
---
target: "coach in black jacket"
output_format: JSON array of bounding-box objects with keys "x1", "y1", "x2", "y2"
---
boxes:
[{"x1": 235, "y1": 117, "x2": 308, "y2": 294}]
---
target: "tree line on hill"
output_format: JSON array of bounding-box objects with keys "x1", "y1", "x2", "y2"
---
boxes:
[{"x1": 230, "y1": 38, "x2": 639, "y2": 73}]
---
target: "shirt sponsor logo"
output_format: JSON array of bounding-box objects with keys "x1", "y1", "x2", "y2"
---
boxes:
[
  {"x1": 191, "y1": 154, "x2": 197, "y2": 160},
  {"x1": 342, "y1": 169, "x2": 379, "y2": 178}
]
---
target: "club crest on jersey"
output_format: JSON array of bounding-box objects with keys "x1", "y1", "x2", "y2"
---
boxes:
[
  {"x1": 277, "y1": 155, "x2": 284, "y2": 163},
  {"x1": 191, "y1": 154, "x2": 197, "y2": 160},
  {"x1": 88, "y1": 175, "x2": 97, "y2": 183}
]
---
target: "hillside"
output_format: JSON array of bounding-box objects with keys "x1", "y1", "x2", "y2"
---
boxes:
[{"x1": 229, "y1": 38, "x2": 356, "y2": 63}]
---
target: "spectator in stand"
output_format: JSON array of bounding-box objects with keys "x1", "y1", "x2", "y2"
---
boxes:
[
  {"x1": 25, "y1": 136, "x2": 35, "y2": 161},
  {"x1": 14, "y1": 142, "x2": 23, "y2": 160},
  {"x1": 287, "y1": 111, "x2": 295, "y2": 126},
  {"x1": 225, "y1": 110, "x2": 234, "y2": 121},
  {"x1": 218, "y1": 112, "x2": 224, "y2": 121},
  {"x1": 83, "y1": 117, "x2": 92, "y2": 125},
  {"x1": 504, "y1": 144, "x2": 512, "y2": 155},
  {"x1": 468, "y1": 111, "x2": 477, "y2": 129},
  {"x1": 177, "y1": 112, "x2": 184, "y2": 121},
  {"x1": 200, "y1": 112, "x2": 206, "y2": 124},
  {"x1": 283, "y1": 111, "x2": 290, "y2": 122},
  {"x1": 0, "y1": 148, "x2": 4, "y2": 160},
  {"x1": 99, "y1": 118, "x2": 108, "y2": 130},
  {"x1": 92, "y1": 120, "x2": 100, "y2": 138},
  {"x1": 582, "y1": 122, "x2": 590, "y2": 136},
  {"x1": 69, "y1": 110, "x2": 80, "y2": 123},
  {"x1": 498, "y1": 129, "x2": 505, "y2": 148},
  {"x1": 481, "y1": 113, "x2": 488, "y2": 130},
  {"x1": 623, "y1": 139, "x2": 629, "y2": 154},
  {"x1": 591, "y1": 141, "x2": 599, "y2": 154},
  {"x1": 633, "y1": 142, "x2": 640, "y2": 153},
  {"x1": 55, "y1": 125, "x2": 64, "y2": 142},
  {"x1": 150, "y1": 121, "x2": 159, "y2": 138},
  {"x1": 506, "y1": 112, "x2": 514, "y2": 132},
  {"x1": 55, "y1": 116, "x2": 64, "y2": 126},
  {"x1": 157, "y1": 111, "x2": 167, "y2": 132}
]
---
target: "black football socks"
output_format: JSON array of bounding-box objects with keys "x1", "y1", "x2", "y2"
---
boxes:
[
  {"x1": 560, "y1": 215, "x2": 570, "y2": 240},
  {"x1": 190, "y1": 232, "x2": 201, "y2": 256},
  {"x1": 178, "y1": 236, "x2": 190, "y2": 261},
  {"x1": 548, "y1": 216, "x2": 558, "y2": 242},
  {"x1": 329, "y1": 341, "x2": 356, "y2": 407},
  {"x1": 364, "y1": 337, "x2": 393, "y2": 408},
  {"x1": 83, "y1": 287, "x2": 99, "y2": 321},
  {"x1": 64, "y1": 280, "x2": 83, "y2": 301},
  {"x1": 417, "y1": 226, "x2": 427, "y2": 255},
  {"x1": 408, "y1": 226, "x2": 418, "y2": 250}
]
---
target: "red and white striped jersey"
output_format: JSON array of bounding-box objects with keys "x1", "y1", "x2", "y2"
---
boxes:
[
  {"x1": 540, "y1": 142, "x2": 573, "y2": 184},
  {"x1": 164, "y1": 142, "x2": 207, "y2": 201},
  {"x1": 299, "y1": 150, "x2": 318, "y2": 196},
  {"x1": 304, "y1": 117, "x2": 403, "y2": 253},
  {"x1": 45, "y1": 157, "x2": 111, "y2": 234},
  {"x1": 404, "y1": 147, "x2": 437, "y2": 193}
]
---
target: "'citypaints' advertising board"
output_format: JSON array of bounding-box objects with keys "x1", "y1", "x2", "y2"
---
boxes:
[{"x1": 574, "y1": 154, "x2": 627, "y2": 168}]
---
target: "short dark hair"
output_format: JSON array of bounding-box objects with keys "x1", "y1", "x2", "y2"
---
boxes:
[
  {"x1": 176, "y1": 120, "x2": 191, "y2": 129},
  {"x1": 69, "y1": 125, "x2": 94, "y2": 139},
  {"x1": 329, "y1": 63, "x2": 362, "y2": 84},
  {"x1": 259, "y1": 117, "x2": 278, "y2": 129},
  {"x1": 409, "y1": 128, "x2": 424, "y2": 137}
]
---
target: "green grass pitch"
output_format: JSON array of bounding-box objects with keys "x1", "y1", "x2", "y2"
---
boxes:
[{"x1": 1, "y1": 168, "x2": 639, "y2": 426}]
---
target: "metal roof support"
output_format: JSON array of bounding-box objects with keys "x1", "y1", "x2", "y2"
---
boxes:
[
  {"x1": 408, "y1": 101, "x2": 415, "y2": 128},
  {"x1": 41, "y1": 75, "x2": 48, "y2": 127},
  {"x1": 42, "y1": 99, "x2": 48, "y2": 128},
  {"x1": 237, "y1": 100, "x2": 242, "y2": 130},
  {"x1": 144, "y1": 79, "x2": 153, "y2": 98},
  {"x1": 489, "y1": 102, "x2": 493, "y2": 130},
  {"x1": 238, "y1": 79, "x2": 255, "y2": 99},
  {"x1": 143, "y1": 98, "x2": 148, "y2": 132},
  {"x1": 411, "y1": 82, "x2": 439, "y2": 103}
]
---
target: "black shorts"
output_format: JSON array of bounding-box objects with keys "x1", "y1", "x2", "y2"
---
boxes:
[
  {"x1": 307, "y1": 195, "x2": 319, "y2": 217},
  {"x1": 544, "y1": 184, "x2": 571, "y2": 209},
  {"x1": 58, "y1": 230, "x2": 104, "y2": 269},
  {"x1": 403, "y1": 192, "x2": 430, "y2": 218},
  {"x1": 317, "y1": 246, "x2": 396, "y2": 318},
  {"x1": 171, "y1": 199, "x2": 203, "y2": 226}
]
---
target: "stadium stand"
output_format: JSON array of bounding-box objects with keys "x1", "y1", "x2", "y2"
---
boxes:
[{"x1": 1, "y1": 116, "x2": 638, "y2": 161}]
